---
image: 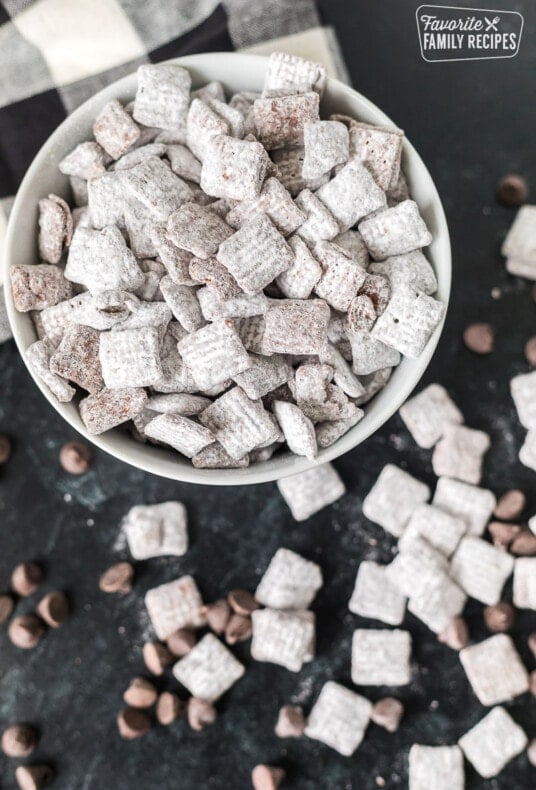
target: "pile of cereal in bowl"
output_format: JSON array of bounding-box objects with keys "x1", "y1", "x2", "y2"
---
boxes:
[{"x1": 10, "y1": 52, "x2": 444, "y2": 469}]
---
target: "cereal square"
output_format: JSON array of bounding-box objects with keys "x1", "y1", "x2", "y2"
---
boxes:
[
  {"x1": 408, "y1": 744, "x2": 464, "y2": 790},
  {"x1": 253, "y1": 92, "x2": 320, "y2": 149},
  {"x1": 255, "y1": 548, "x2": 323, "y2": 610},
  {"x1": 159, "y1": 277, "x2": 204, "y2": 333},
  {"x1": 348, "y1": 330, "x2": 401, "y2": 375},
  {"x1": 178, "y1": 320, "x2": 252, "y2": 390},
  {"x1": 432, "y1": 425, "x2": 490, "y2": 486},
  {"x1": 370, "y1": 250, "x2": 438, "y2": 295},
  {"x1": 362, "y1": 464, "x2": 430, "y2": 537},
  {"x1": 513, "y1": 557, "x2": 536, "y2": 610},
  {"x1": 386, "y1": 540, "x2": 449, "y2": 599},
  {"x1": 186, "y1": 98, "x2": 229, "y2": 161},
  {"x1": 459, "y1": 707, "x2": 528, "y2": 779},
  {"x1": 226, "y1": 177, "x2": 305, "y2": 237},
  {"x1": 432, "y1": 477, "x2": 496, "y2": 536},
  {"x1": 199, "y1": 386, "x2": 280, "y2": 459},
  {"x1": 459, "y1": 634, "x2": 529, "y2": 706},
  {"x1": 316, "y1": 158, "x2": 387, "y2": 232},
  {"x1": 272, "y1": 146, "x2": 329, "y2": 196},
  {"x1": 124, "y1": 502, "x2": 188, "y2": 559},
  {"x1": 351, "y1": 629, "x2": 411, "y2": 686},
  {"x1": 304, "y1": 682, "x2": 372, "y2": 757},
  {"x1": 122, "y1": 157, "x2": 193, "y2": 222},
  {"x1": 450, "y1": 536, "x2": 514, "y2": 605},
  {"x1": 510, "y1": 370, "x2": 536, "y2": 429},
  {"x1": 370, "y1": 287, "x2": 444, "y2": 358},
  {"x1": 399, "y1": 504, "x2": 466, "y2": 558},
  {"x1": 294, "y1": 189, "x2": 340, "y2": 244},
  {"x1": 276, "y1": 235, "x2": 323, "y2": 298},
  {"x1": 264, "y1": 52, "x2": 327, "y2": 95},
  {"x1": 501, "y1": 205, "x2": 536, "y2": 265},
  {"x1": 49, "y1": 324, "x2": 104, "y2": 394},
  {"x1": 302, "y1": 120, "x2": 349, "y2": 179},
  {"x1": 65, "y1": 226, "x2": 144, "y2": 295},
  {"x1": 167, "y1": 202, "x2": 233, "y2": 259},
  {"x1": 359, "y1": 200, "x2": 432, "y2": 260},
  {"x1": 277, "y1": 463, "x2": 346, "y2": 522},
  {"x1": 233, "y1": 354, "x2": 291, "y2": 400},
  {"x1": 217, "y1": 214, "x2": 294, "y2": 293},
  {"x1": 407, "y1": 570, "x2": 467, "y2": 634},
  {"x1": 399, "y1": 384, "x2": 464, "y2": 449},
  {"x1": 314, "y1": 241, "x2": 367, "y2": 312},
  {"x1": 173, "y1": 633, "x2": 245, "y2": 702},
  {"x1": 348, "y1": 561, "x2": 407, "y2": 626},
  {"x1": 99, "y1": 327, "x2": 162, "y2": 388},
  {"x1": 200, "y1": 135, "x2": 268, "y2": 201},
  {"x1": 520, "y1": 429, "x2": 536, "y2": 471},
  {"x1": 251, "y1": 608, "x2": 315, "y2": 672},
  {"x1": 79, "y1": 387, "x2": 147, "y2": 434},
  {"x1": 25, "y1": 338, "x2": 75, "y2": 403},
  {"x1": 59, "y1": 141, "x2": 109, "y2": 180},
  {"x1": 144, "y1": 413, "x2": 214, "y2": 458},
  {"x1": 349, "y1": 122, "x2": 403, "y2": 191},
  {"x1": 37, "y1": 194, "x2": 73, "y2": 263},
  {"x1": 11, "y1": 264, "x2": 73, "y2": 313},
  {"x1": 273, "y1": 401, "x2": 317, "y2": 460},
  {"x1": 93, "y1": 99, "x2": 140, "y2": 159},
  {"x1": 145, "y1": 575, "x2": 204, "y2": 640},
  {"x1": 133, "y1": 63, "x2": 191, "y2": 130},
  {"x1": 263, "y1": 298, "x2": 330, "y2": 355}
]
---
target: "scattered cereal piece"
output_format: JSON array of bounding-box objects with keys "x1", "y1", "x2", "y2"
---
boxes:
[
  {"x1": 513, "y1": 557, "x2": 536, "y2": 609},
  {"x1": 351, "y1": 628, "x2": 411, "y2": 685},
  {"x1": 450, "y1": 536, "x2": 514, "y2": 605},
  {"x1": 172, "y1": 633, "x2": 244, "y2": 702},
  {"x1": 432, "y1": 477, "x2": 496, "y2": 536},
  {"x1": 408, "y1": 744, "x2": 464, "y2": 790},
  {"x1": 407, "y1": 570, "x2": 467, "y2": 634},
  {"x1": 255, "y1": 548, "x2": 322, "y2": 610},
  {"x1": 519, "y1": 429, "x2": 536, "y2": 471},
  {"x1": 277, "y1": 463, "x2": 346, "y2": 521},
  {"x1": 399, "y1": 504, "x2": 466, "y2": 558},
  {"x1": 124, "y1": 502, "x2": 188, "y2": 559},
  {"x1": 304, "y1": 681, "x2": 372, "y2": 756},
  {"x1": 501, "y1": 205, "x2": 536, "y2": 280},
  {"x1": 460, "y1": 634, "x2": 529, "y2": 706},
  {"x1": 348, "y1": 561, "x2": 407, "y2": 626},
  {"x1": 251, "y1": 608, "x2": 315, "y2": 672},
  {"x1": 362, "y1": 464, "x2": 430, "y2": 537},
  {"x1": 399, "y1": 383, "x2": 464, "y2": 449},
  {"x1": 458, "y1": 707, "x2": 528, "y2": 778},
  {"x1": 432, "y1": 425, "x2": 490, "y2": 486},
  {"x1": 145, "y1": 575, "x2": 204, "y2": 640},
  {"x1": 511, "y1": 370, "x2": 536, "y2": 429}
]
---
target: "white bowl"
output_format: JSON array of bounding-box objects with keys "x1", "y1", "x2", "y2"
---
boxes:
[{"x1": 3, "y1": 52, "x2": 451, "y2": 486}]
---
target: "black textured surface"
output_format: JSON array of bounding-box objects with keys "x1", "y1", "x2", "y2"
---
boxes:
[{"x1": 1, "y1": 1, "x2": 536, "y2": 788}]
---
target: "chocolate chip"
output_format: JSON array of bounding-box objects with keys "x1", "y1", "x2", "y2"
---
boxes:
[
  {"x1": 15, "y1": 765, "x2": 54, "y2": 790},
  {"x1": 59, "y1": 441, "x2": 92, "y2": 474},
  {"x1": 202, "y1": 599, "x2": 231, "y2": 634},
  {"x1": 156, "y1": 692, "x2": 186, "y2": 726},
  {"x1": 437, "y1": 616, "x2": 469, "y2": 651},
  {"x1": 370, "y1": 697, "x2": 404, "y2": 733},
  {"x1": 251, "y1": 764, "x2": 286, "y2": 790},
  {"x1": 123, "y1": 677, "x2": 158, "y2": 709},
  {"x1": 142, "y1": 641, "x2": 173, "y2": 676},
  {"x1": 36, "y1": 591, "x2": 69, "y2": 628},
  {"x1": 495, "y1": 174, "x2": 529, "y2": 207},
  {"x1": 11, "y1": 562, "x2": 43, "y2": 597},
  {"x1": 0, "y1": 435, "x2": 12, "y2": 464},
  {"x1": 99, "y1": 562, "x2": 133, "y2": 594},
  {"x1": 530, "y1": 670, "x2": 536, "y2": 697},
  {"x1": 529, "y1": 632, "x2": 536, "y2": 659},
  {"x1": 8, "y1": 615, "x2": 45, "y2": 649},
  {"x1": 483, "y1": 602, "x2": 515, "y2": 633},
  {"x1": 166, "y1": 628, "x2": 196, "y2": 657},
  {"x1": 488, "y1": 520, "x2": 521, "y2": 549},
  {"x1": 225, "y1": 613, "x2": 252, "y2": 645},
  {"x1": 1, "y1": 724, "x2": 37, "y2": 757},
  {"x1": 528, "y1": 738, "x2": 536, "y2": 768},
  {"x1": 274, "y1": 705, "x2": 305, "y2": 738},
  {"x1": 493, "y1": 489, "x2": 526, "y2": 521},
  {"x1": 510, "y1": 528, "x2": 536, "y2": 556},
  {"x1": 525, "y1": 337, "x2": 536, "y2": 367},
  {"x1": 0, "y1": 593, "x2": 14, "y2": 623},
  {"x1": 117, "y1": 707, "x2": 151, "y2": 739},
  {"x1": 228, "y1": 589, "x2": 260, "y2": 616},
  {"x1": 187, "y1": 698, "x2": 216, "y2": 731},
  {"x1": 463, "y1": 322, "x2": 494, "y2": 354}
]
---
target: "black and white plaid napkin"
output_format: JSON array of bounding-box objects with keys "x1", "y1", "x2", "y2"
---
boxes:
[{"x1": 0, "y1": 0, "x2": 348, "y2": 340}]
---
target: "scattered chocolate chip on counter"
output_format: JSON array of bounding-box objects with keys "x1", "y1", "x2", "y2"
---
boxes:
[
  {"x1": 524, "y1": 337, "x2": 536, "y2": 367},
  {"x1": 437, "y1": 617, "x2": 469, "y2": 651},
  {"x1": 228, "y1": 589, "x2": 259, "y2": 616},
  {"x1": 99, "y1": 562, "x2": 134, "y2": 594},
  {"x1": 37, "y1": 591, "x2": 69, "y2": 628},
  {"x1": 493, "y1": 489, "x2": 526, "y2": 521},
  {"x1": 15, "y1": 764, "x2": 54, "y2": 790},
  {"x1": 495, "y1": 173, "x2": 529, "y2": 207},
  {"x1": 0, "y1": 434, "x2": 12, "y2": 464},
  {"x1": 11, "y1": 562, "x2": 43, "y2": 597},
  {"x1": 187, "y1": 698, "x2": 216, "y2": 732},
  {"x1": 225, "y1": 613, "x2": 252, "y2": 645},
  {"x1": 156, "y1": 692, "x2": 186, "y2": 726},
  {"x1": 1, "y1": 723, "x2": 38, "y2": 758},
  {"x1": 274, "y1": 705, "x2": 305, "y2": 738},
  {"x1": 510, "y1": 528, "x2": 536, "y2": 555},
  {"x1": 370, "y1": 698, "x2": 404, "y2": 733},
  {"x1": 528, "y1": 738, "x2": 536, "y2": 767},
  {"x1": 166, "y1": 627, "x2": 197, "y2": 657},
  {"x1": 142, "y1": 641, "x2": 173, "y2": 676},
  {"x1": 463, "y1": 322, "x2": 494, "y2": 355},
  {"x1": 251, "y1": 764, "x2": 286, "y2": 790},
  {"x1": 483, "y1": 602, "x2": 515, "y2": 633},
  {"x1": 0, "y1": 592, "x2": 14, "y2": 623},
  {"x1": 202, "y1": 599, "x2": 231, "y2": 635},
  {"x1": 117, "y1": 707, "x2": 151, "y2": 740},
  {"x1": 8, "y1": 615, "x2": 45, "y2": 649},
  {"x1": 488, "y1": 520, "x2": 521, "y2": 549},
  {"x1": 59, "y1": 440, "x2": 92, "y2": 474},
  {"x1": 123, "y1": 677, "x2": 158, "y2": 709},
  {"x1": 529, "y1": 633, "x2": 536, "y2": 659}
]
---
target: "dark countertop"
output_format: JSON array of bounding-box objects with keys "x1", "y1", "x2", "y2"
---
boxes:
[{"x1": 1, "y1": 1, "x2": 535, "y2": 788}]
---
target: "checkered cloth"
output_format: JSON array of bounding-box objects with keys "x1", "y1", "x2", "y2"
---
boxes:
[{"x1": 0, "y1": 0, "x2": 348, "y2": 341}]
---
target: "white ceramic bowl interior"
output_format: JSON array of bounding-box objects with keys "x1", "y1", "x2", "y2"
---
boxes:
[{"x1": 4, "y1": 53, "x2": 451, "y2": 485}]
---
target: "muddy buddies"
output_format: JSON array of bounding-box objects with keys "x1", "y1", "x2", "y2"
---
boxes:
[{"x1": 11, "y1": 52, "x2": 444, "y2": 468}]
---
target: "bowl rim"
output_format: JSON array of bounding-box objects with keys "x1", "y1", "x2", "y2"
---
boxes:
[{"x1": 3, "y1": 51, "x2": 451, "y2": 486}]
